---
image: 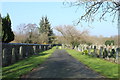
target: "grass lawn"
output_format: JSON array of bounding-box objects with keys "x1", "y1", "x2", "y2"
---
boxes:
[
  {"x1": 2, "y1": 47, "x2": 56, "y2": 79},
  {"x1": 66, "y1": 49, "x2": 119, "y2": 78}
]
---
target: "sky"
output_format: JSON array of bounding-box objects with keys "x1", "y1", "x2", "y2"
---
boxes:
[{"x1": 1, "y1": 2, "x2": 118, "y2": 37}]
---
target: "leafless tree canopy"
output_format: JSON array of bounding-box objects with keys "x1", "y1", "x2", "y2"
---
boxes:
[
  {"x1": 63, "y1": 1, "x2": 120, "y2": 25},
  {"x1": 14, "y1": 23, "x2": 49, "y2": 44},
  {"x1": 55, "y1": 25, "x2": 89, "y2": 47},
  {"x1": 55, "y1": 25, "x2": 118, "y2": 46}
]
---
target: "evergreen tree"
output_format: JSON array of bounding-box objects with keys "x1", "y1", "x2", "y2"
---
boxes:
[
  {"x1": 105, "y1": 40, "x2": 115, "y2": 46},
  {"x1": 2, "y1": 13, "x2": 14, "y2": 43},
  {"x1": 0, "y1": 14, "x2": 2, "y2": 42},
  {"x1": 39, "y1": 16, "x2": 54, "y2": 44}
]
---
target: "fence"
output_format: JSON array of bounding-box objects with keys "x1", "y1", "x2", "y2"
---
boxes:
[{"x1": 2, "y1": 43, "x2": 52, "y2": 67}]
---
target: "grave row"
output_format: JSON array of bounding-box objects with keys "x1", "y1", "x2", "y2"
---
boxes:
[
  {"x1": 2, "y1": 43, "x2": 52, "y2": 67},
  {"x1": 62, "y1": 44, "x2": 120, "y2": 63}
]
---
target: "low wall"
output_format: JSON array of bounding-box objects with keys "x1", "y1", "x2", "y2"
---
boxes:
[{"x1": 2, "y1": 43, "x2": 52, "y2": 67}]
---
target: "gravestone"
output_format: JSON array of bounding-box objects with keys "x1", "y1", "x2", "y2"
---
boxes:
[
  {"x1": 116, "y1": 48, "x2": 119, "y2": 60},
  {"x1": 99, "y1": 47, "x2": 103, "y2": 58},
  {"x1": 111, "y1": 49, "x2": 115, "y2": 58},
  {"x1": 77, "y1": 45, "x2": 81, "y2": 51},
  {"x1": 96, "y1": 49, "x2": 100, "y2": 57},
  {"x1": 88, "y1": 46, "x2": 91, "y2": 55},
  {"x1": 93, "y1": 46, "x2": 97, "y2": 57},
  {"x1": 103, "y1": 48, "x2": 108, "y2": 58}
]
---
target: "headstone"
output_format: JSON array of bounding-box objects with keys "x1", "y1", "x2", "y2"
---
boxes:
[
  {"x1": 99, "y1": 47, "x2": 103, "y2": 58},
  {"x1": 93, "y1": 46, "x2": 97, "y2": 57},
  {"x1": 103, "y1": 48, "x2": 108, "y2": 58},
  {"x1": 94, "y1": 46, "x2": 96, "y2": 49},
  {"x1": 116, "y1": 48, "x2": 119, "y2": 60},
  {"x1": 108, "y1": 48, "x2": 111, "y2": 58},
  {"x1": 111, "y1": 49, "x2": 115, "y2": 58},
  {"x1": 88, "y1": 46, "x2": 91, "y2": 55}
]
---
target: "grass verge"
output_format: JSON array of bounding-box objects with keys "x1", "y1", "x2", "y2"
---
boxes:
[
  {"x1": 66, "y1": 49, "x2": 119, "y2": 78},
  {"x1": 2, "y1": 47, "x2": 56, "y2": 78}
]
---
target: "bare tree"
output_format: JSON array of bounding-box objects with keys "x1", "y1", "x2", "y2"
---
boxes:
[
  {"x1": 55, "y1": 25, "x2": 89, "y2": 48},
  {"x1": 37, "y1": 33, "x2": 48, "y2": 44},
  {"x1": 63, "y1": 1, "x2": 120, "y2": 46},
  {"x1": 64, "y1": 1, "x2": 120, "y2": 25},
  {"x1": 14, "y1": 23, "x2": 39, "y2": 43},
  {"x1": 14, "y1": 23, "x2": 51, "y2": 44}
]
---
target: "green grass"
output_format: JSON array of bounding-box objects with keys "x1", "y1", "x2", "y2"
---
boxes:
[
  {"x1": 66, "y1": 49, "x2": 119, "y2": 78},
  {"x1": 2, "y1": 47, "x2": 56, "y2": 79}
]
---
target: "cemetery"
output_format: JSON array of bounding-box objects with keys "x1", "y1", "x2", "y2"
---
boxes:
[
  {"x1": 2, "y1": 43, "x2": 52, "y2": 66},
  {"x1": 2, "y1": 43, "x2": 119, "y2": 78},
  {"x1": 1, "y1": 1, "x2": 120, "y2": 79},
  {"x1": 62, "y1": 44, "x2": 120, "y2": 64}
]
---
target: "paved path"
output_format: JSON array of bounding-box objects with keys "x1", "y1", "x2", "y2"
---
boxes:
[{"x1": 22, "y1": 49, "x2": 104, "y2": 78}]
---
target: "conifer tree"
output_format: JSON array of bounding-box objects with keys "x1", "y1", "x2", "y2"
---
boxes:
[
  {"x1": 2, "y1": 13, "x2": 14, "y2": 43},
  {"x1": 0, "y1": 14, "x2": 2, "y2": 42},
  {"x1": 39, "y1": 16, "x2": 54, "y2": 44}
]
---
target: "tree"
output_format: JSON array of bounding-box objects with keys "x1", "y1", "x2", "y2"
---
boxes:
[
  {"x1": 105, "y1": 40, "x2": 111, "y2": 46},
  {"x1": 14, "y1": 23, "x2": 39, "y2": 43},
  {"x1": 0, "y1": 14, "x2": 2, "y2": 41},
  {"x1": 14, "y1": 24, "x2": 28, "y2": 43},
  {"x1": 63, "y1": 1, "x2": 120, "y2": 46},
  {"x1": 24, "y1": 23, "x2": 38, "y2": 43},
  {"x1": 14, "y1": 23, "x2": 53, "y2": 44},
  {"x1": 105, "y1": 40, "x2": 115, "y2": 46},
  {"x1": 2, "y1": 13, "x2": 14, "y2": 43},
  {"x1": 39, "y1": 16, "x2": 54, "y2": 44},
  {"x1": 55, "y1": 25, "x2": 88, "y2": 49},
  {"x1": 38, "y1": 33, "x2": 48, "y2": 44},
  {"x1": 64, "y1": 1, "x2": 120, "y2": 25}
]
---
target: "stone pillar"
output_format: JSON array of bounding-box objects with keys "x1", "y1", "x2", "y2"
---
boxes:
[
  {"x1": 19, "y1": 46, "x2": 23, "y2": 60},
  {"x1": 49, "y1": 44, "x2": 52, "y2": 49},
  {"x1": 30, "y1": 46, "x2": 34, "y2": 55},
  {"x1": 44, "y1": 45, "x2": 47, "y2": 50},
  {"x1": 15, "y1": 46, "x2": 20, "y2": 61},
  {"x1": 36, "y1": 45, "x2": 39, "y2": 54},
  {"x1": 2, "y1": 47, "x2": 12, "y2": 66},
  {"x1": 43, "y1": 45, "x2": 45, "y2": 51},
  {"x1": 33, "y1": 46, "x2": 36, "y2": 54},
  {"x1": 39, "y1": 45, "x2": 42, "y2": 52},
  {"x1": 2, "y1": 48, "x2": 6, "y2": 66},
  {"x1": 47, "y1": 45, "x2": 50, "y2": 50},
  {"x1": 34, "y1": 46, "x2": 37, "y2": 53},
  {"x1": 11, "y1": 48, "x2": 16, "y2": 63},
  {"x1": 26, "y1": 45, "x2": 29, "y2": 57},
  {"x1": 41, "y1": 45, "x2": 44, "y2": 51}
]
